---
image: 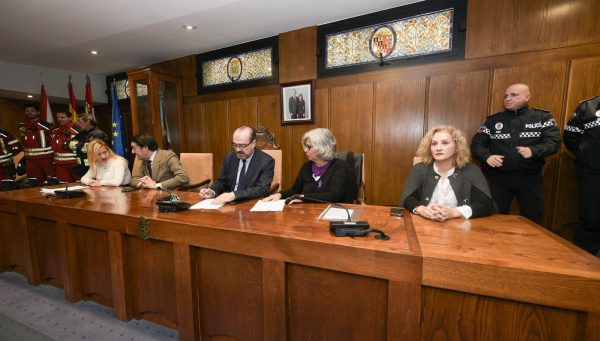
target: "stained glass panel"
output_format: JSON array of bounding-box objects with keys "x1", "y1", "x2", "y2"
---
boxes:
[
  {"x1": 202, "y1": 48, "x2": 273, "y2": 87},
  {"x1": 326, "y1": 9, "x2": 453, "y2": 69}
]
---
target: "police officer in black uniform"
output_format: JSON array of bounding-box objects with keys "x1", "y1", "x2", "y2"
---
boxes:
[
  {"x1": 472, "y1": 83, "x2": 560, "y2": 225},
  {"x1": 564, "y1": 95, "x2": 600, "y2": 256}
]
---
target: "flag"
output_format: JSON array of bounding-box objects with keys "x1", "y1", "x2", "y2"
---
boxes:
[
  {"x1": 111, "y1": 82, "x2": 126, "y2": 158},
  {"x1": 84, "y1": 74, "x2": 95, "y2": 118},
  {"x1": 39, "y1": 83, "x2": 54, "y2": 124},
  {"x1": 159, "y1": 91, "x2": 172, "y2": 150},
  {"x1": 68, "y1": 75, "x2": 79, "y2": 123}
]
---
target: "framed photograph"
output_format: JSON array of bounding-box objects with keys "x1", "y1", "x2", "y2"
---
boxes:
[{"x1": 281, "y1": 80, "x2": 315, "y2": 125}]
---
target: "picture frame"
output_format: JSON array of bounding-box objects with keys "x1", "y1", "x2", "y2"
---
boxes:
[{"x1": 280, "y1": 80, "x2": 315, "y2": 125}]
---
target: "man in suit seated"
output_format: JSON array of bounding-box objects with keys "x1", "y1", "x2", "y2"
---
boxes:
[
  {"x1": 199, "y1": 126, "x2": 274, "y2": 204},
  {"x1": 129, "y1": 133, "x2": 189, "y2": 190}
]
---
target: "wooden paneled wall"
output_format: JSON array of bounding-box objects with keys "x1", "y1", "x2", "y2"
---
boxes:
[{"x1": 176, "y1": 0, "x2": 600, "y2": 233}]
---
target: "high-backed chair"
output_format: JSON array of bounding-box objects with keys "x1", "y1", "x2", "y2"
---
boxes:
[
  {"x1": 337, "y1": 151, "x2": 365, "y2": 204},
  {"x1": 255, "y1": 124, "x2": 282, "y2": 195},
  {"x1": 178, "y1": 153, "x2": 213, "y2": 191},
  {"x1": 262, "y1": 149, "x2": 282, "y2": 194}
]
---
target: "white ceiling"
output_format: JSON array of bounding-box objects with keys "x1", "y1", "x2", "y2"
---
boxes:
[{"x1": 0, "y1": 0, "x2": 419, "y2": 76}]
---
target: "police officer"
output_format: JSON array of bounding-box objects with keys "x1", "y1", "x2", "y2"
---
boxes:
[
  {"x1": 70, "y1": 113, "x2": 109, "y2": 180},
  {"x1": 472, "y1": 83, "x2": 560, "y2": 225},
  {"x1": 564, "y1": 95, "x2": 600, "y2": 256},
  {"x1": 0, "y1": 129, "x2": 23, "y2": 181},
  {"x1": 51, "y1": 111, "x2": 78, "y2": 182},
  {"x1": 19, "y1": 103, "x2": 55, "y2": 185}
]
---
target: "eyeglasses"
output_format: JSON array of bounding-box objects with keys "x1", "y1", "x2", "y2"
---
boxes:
[{"x1": 231, "y1": 140, "x2": 254, "y2": 149}]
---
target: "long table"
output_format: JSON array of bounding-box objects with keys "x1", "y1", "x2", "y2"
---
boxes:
[{"x1": 0, "y1": 187, "x2": 598, "y2": 340}]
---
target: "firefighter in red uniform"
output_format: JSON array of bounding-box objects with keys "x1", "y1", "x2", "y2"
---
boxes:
[
  {"x1": 0, "y1": 129, "x2": 23, "y2": 180},
  {"x1": 51, "y1": 111, "x2": 78, "y2": 182},
  {"x1": 19, "y1": 103, "x2": 55, "y2": 185}
]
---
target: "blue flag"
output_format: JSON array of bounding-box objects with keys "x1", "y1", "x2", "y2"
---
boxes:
[{"x1": 111, "y1": 82, "x2": 126, "y2": 158}]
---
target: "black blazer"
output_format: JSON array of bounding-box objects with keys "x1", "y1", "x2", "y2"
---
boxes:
[
  {"x1": 210, "y1": 149, "x2": 275, "y2": 201},
  {"x1": 280, "y1": 158, "x2": 355, "y2": 204}
]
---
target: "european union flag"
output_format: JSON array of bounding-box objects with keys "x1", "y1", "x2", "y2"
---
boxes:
[{"x1": 111, "y1": 82, "x2": 126, "y2": 158}]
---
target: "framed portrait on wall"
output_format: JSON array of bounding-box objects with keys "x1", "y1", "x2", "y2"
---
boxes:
[{"x1": 280, "y1": 80, "x2": 315, "y2": 125}]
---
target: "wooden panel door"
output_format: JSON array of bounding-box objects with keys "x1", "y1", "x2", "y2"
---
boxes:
[
  {"x1": 553, "y1": 56, "x2": 600, "y2": 231},
  {"x1": 492, "y1": 62, "x2": 568, "y2": 227},
  {"x1": 428, "y1": 70, "x2": 490, "y2": 145},
  {"x1": 201, "y1": 100, "x2": 229, "y2": 178},
  {"x1": 372, "y1": 77, "x2": 426, "y2": 205},
  {"x1": 330, "y1": 83, "x2": 374, "y2": 202}
]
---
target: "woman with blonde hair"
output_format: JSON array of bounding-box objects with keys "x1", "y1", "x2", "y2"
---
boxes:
[
  {"x1": 81, "y1": 139, "x2": 131, "y2": 187},
  {"x1": 400, "y1": 125, "x2": 494, "y2": 221}
]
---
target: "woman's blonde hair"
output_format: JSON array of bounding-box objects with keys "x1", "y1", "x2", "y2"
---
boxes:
[
  {"x1": 415, "y1": 125, "x2": 471, "y2": 168},
  {"x1": 87, "y1": 139, "x2": 126, "y2": 175}
]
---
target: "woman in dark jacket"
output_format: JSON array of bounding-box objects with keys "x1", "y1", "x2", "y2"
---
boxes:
[
  {"x1": 263, "y1": 128, "x2": 355, "y2": 203},
  {"x1": 400, "y1": 125, "x2": 494, "y2": 221}
]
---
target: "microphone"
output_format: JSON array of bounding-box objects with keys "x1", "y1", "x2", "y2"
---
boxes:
[
  {"x1": 285, "y1": 194, "x2": 389, "y2": 240},
  {"x1": 155, "y1": 189, "x2": 191, "y2": 213},
  {"x1": 55, "y1": 182, "x2": 86, "y2": 198}
]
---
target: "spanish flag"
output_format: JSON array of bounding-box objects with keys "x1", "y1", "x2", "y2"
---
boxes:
[
  {"x1": 84, "y1": 74, "x2": 95, "y2": 118},
  {"x1": 68, "y1": 75, "x2": 78, "y2": 123}
]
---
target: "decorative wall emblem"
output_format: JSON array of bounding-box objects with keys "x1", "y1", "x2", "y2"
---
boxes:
[
  {"x1": 227, "y1": 56, "x2": 243, "y2": 82},
  {"x1": 369, "y1": 25, "x2": 396, "y2": 59}
]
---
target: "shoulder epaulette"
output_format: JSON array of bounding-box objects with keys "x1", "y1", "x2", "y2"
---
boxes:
[
  {"x1": 530, "y1": 107, "x2": 550, "y2": 113},
  {"x1": 37, "y1": 120, "x2": 53, "y2": 130},
  {"x1": 579, "y1": 95, "x2": 599, "y2": 103}
]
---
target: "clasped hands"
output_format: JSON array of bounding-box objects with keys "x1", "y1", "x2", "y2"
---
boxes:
[
  {"x1": 415, "y1": 204, "x2": 461, "y2": 222},
  {"x1": 486, "y1": 146, "x2": 532, "y2": 168},
  {"x1": 137, "y1": 176, "x2": 157, "y2": 188}
]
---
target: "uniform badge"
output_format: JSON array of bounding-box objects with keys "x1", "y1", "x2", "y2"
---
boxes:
[
  {"x1": 572, "y1": 111, "x2": 577, "y2": 118},
  {"x1": 596, "y1": 110, "x2": 600, "y2": 117},
  {"x1": 477, "y1": 125, "x2": 487, "y2": 133},
  {"x1": 494, "y1": 122, "x2": 503, "y2": 130}
]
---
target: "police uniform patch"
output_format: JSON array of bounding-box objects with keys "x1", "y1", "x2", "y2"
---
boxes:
[
  {"x1": 494, "y1": 122, "x2": 503, "y2": 130},
  {"x1": 596, "y1": 110, "x2": 600, "y2": 117},
  {"x1": 477, "y1": 125, "x2": 486, "y2": 133}
]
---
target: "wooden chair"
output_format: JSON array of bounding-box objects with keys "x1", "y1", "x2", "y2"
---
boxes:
[
  {"x1": 262, "y1": 149, "x2": 282, "y2": 194},
  {"x1": 178, "y1": 153, "x2": 213, "y2": 191},
  {"x1": 337, "y1": 151, "x2": 365, "y2": 204},
  {"x1": 255, "y1": 124, "x2": 282, "y2": 195}
]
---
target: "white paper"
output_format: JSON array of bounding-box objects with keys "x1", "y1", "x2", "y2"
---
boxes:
[
  {"x1": 190, "y1": 199, "x2": 224, "y2": 210},
  {"x1": 320, "y1": 206, "x2": 354, "y2": 221},
  {"x1": 250, "y1": 200, "x2": 286, "y2": 212},
  {"x1": 40, "y1": 185, "x2": 87, "y2": 195}
]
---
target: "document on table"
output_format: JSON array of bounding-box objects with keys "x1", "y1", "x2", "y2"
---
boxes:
[
  {"x1": 318, "y1": 205, "x2": 354, "y2": 221},
  {"x1": 40, "y1": 185, "x2": 87, "y2": 195},
  {"x1": 190, "y1": 199, "x2": 224, "y2": 210},
  {"x1": 250, "y1": 199, "x2": 286, "y2": 212}
]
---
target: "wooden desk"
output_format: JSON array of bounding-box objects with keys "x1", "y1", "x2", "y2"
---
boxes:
[{"x1": 0, "y1": 187, "x2": 598, "y2": 340}]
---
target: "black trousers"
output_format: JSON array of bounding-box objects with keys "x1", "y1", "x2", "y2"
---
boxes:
[
  {"x1": 489, "y1": 172, "x2": 543, "y2": 225},
  {"x1": 574, "y1": 170, "x2": 600, "y2": 255}
]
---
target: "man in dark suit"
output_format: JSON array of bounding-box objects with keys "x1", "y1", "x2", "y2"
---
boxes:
[
  {"x1": 199, "y1": 126, "x2": 274, "y2": 204},
  {"x1": 129, "y1": 133, "x2": 189, "y2": 190}
]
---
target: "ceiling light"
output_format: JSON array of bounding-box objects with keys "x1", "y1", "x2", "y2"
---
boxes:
[
  {"x1": 27, "y1": 94, "x2": 33, "y2": 98},
  {"x1": 183, "y1": 25, "x2": 197, "y2": 30},
  {"x1": 90, "y1": 50, "x2": 99, "y2": 55}
]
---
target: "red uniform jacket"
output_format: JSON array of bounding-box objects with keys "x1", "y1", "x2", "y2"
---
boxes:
[
  {"x1": 19, "y1": 119, "x2": 54, "y2": 160},
  {"x1": 51, "y1": 123, "x2": 78, "y2": 164},
  {"x1": 0, "y1": 130, "x2": 23, "y2": 167}
]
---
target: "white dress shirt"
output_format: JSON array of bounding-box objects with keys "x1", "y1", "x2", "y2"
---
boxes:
[{"x1": 429, "y1": 164, "x2": 472, "y2": 219}]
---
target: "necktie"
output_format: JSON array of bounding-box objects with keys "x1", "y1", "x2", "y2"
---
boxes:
[
  {"x1": 238, "y1": 159, "x2": 247, "y2": 190},
  {"x1": 147, "y1": 160, "x2": 152, "y2": 179}
]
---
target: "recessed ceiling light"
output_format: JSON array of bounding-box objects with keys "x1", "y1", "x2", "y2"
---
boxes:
[
  {"x1": 90, "y1": 50, "x2": 99, "y2": 55},
  {"x1": 183, "y1": 25, "x2": 197, "y2": 30},
  {"x1": 27, "y1": 94, "x2": 33, "y2": 98}
]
